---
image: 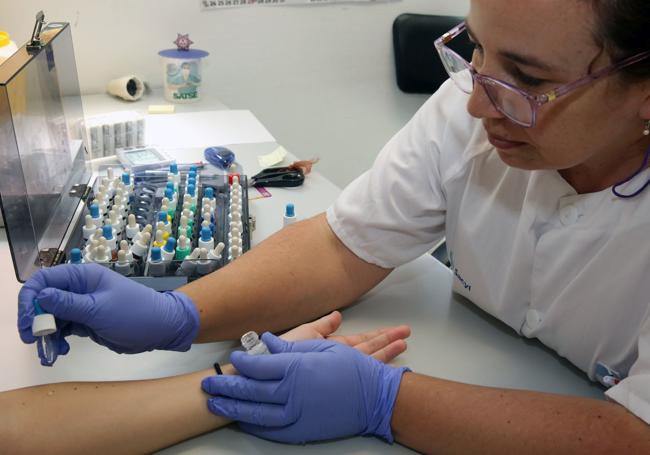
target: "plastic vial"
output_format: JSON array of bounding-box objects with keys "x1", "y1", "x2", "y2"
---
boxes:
[
  {"x1": 158, "y1": 211, "x2": 172, "y2": 234},
  {"x1": 119, "y1": 240, "x2": 134, "y2": 263},
  {"x1": 161, "y1": 237, "x2": 176, "y2": 262},
  {"x1": 90, "y1": 203, "x2": 103, "y2": 228},
  {"x1": 283, "y1": 203, "x2": 297, "y2": 227},
  {"x1": 32, "y1": 299, "x2": 58, "y2": 366},
  {"x1": 196, "y1": 247, "x2": 212, "y2": 275},
  {"x1": 198, "y1": 226, "x2": 214, "y2": 251},
  {"x1": 102, "y1": 224, "x2": 117, "y2": 251},
  {"x1": 175, "y1": 235, "x2": 192, "y2": 260},
  {"x1": 114, "y1": 250, "x2": 132, "y2": 276},
  {"x1": 69, "y1": 248, "x2": 84, "y2": 264},
  {"x1": 148, "y1": 246, "x2": 166, "y2": 277},
  {"x1": 125, "y1": 214, "x2": 140, "y2": 240},
  {"x1": 131, "y1": 231, "x2": 151, "y2": 259},
  {"x1": 178, "y1": 248, "x2": 200, "y2": 276},
  {"x1": 82, "y1": 215, "x2": 96, "y2": 240},
  {"x1": 241, "y1": 331, "x2": 270, "y2": 356}
]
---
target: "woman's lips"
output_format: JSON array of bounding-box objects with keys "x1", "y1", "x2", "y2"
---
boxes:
[{"x1": 487, "y1": 133, "x2": 527, "y2": 150}]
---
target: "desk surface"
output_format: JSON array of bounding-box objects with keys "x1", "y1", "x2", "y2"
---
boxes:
[{"x1": 0, "y1": 94, "x2": 604, "y2": 454}]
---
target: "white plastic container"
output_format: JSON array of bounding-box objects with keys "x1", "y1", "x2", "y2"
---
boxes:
[
  {"x1": 158, "y1": 48, "x2": 209, "y2": 103},
  {"x1": 0, "y1": 31, "x2": 18, "y2": 65}
]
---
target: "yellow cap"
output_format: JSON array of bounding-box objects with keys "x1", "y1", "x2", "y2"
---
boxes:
[{"x1": 0, "y1": 31, "x2": 10, "y2": 48}]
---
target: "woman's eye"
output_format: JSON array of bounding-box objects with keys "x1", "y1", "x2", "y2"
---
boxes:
[{"x1": 514, "y1": 69, "x2": 546, "y2": 87}]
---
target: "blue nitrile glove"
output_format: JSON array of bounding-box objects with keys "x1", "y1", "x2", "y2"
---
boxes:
[
  {"x1": 18, "y1": 263, "x2": 199, "y2": 361},
  {"x1": 201, "y1": 332, "x2": 410, "y2": 444}
]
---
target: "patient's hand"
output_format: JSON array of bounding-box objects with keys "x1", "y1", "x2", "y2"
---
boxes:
[{"x1": 280, "y1": 311, "x2": 410, "y2": 363}]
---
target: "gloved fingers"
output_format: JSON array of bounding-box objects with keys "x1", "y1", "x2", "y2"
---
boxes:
[
  {"x1": 37, "y1": 288, "x2": 96, "y2": 325},
  {"x1": 229, "y1": 350, "x2": 291, "y2": 380},
  {"x1": 17, "y1": 287, "x2": 38, "y2": 343},
  {"x1": 207, "y1": 397, "x2": 295, "y2": 427},
  {"x1": 201, "y1": 375, "x2": 288, "y2": 404},
  {"x1": 261, "y1": 332, "x2": 332, "y2": 354},
  {"x1": 56, "y1": 334, "x2": 71, "y2": 356}
]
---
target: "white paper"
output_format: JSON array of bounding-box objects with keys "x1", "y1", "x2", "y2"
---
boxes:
[{"x1": 145, "y1": 110, "x2": 275, "y2": 149}]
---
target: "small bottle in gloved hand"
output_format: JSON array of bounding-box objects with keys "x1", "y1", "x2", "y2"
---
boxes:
[
  {"x1": 32, "y1": 299, "x2": 58, "y2": 366},
  {"x1": 241, "y1": 331, "x2": 270, "y2": 355}
]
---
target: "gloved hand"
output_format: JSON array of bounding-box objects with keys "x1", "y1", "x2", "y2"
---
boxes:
[
  {"x1": 18, "y1": 263, "x2": 200, "y2": 362},
  {"x1": 201, "y1": 332, "x2": 410, "y2": 444}
]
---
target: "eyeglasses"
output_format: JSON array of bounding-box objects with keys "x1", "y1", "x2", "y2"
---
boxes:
[{"x1": 434, "y1": 22, "x2": 650, "y2": 128}]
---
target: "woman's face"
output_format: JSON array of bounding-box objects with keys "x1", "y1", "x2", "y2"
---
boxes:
[{"x1": 466, "y1": 0, "x2": 650, "y2": 172}]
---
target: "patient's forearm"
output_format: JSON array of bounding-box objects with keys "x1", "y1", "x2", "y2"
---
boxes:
[{"x1": 0, "y1": 365, "x2": 235, "y2": 455}]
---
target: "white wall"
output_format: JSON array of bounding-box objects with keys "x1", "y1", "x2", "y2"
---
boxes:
[{"x1": 0, "y1": 0, "x2": 469, "y2": 187}]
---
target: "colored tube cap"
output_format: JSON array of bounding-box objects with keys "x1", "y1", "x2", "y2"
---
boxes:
[
  {"x1": 122, "y1": 172, "x2": 130, "y2": 185},
  {"x1": 158, "y1": 211, "x2": 168, "y2": 223},
  {"x1": 70, "y1": 248, "x2": 82, "y2": 264},
  {"x1": 164, "y1": 237, "x2": 177, "y2": 253},
  {"x1": 285, "y1": 203, "x2": 295, "y2": 217},
  {"x1": 150, "y1": 247, "x2": 162, "y2": 261},
  {"x1": 200, "y1": 226, "x2": 212, "y2": 241},
  {"x1": 188, "y1": 184, "x2": 196, "y2": 197},
  {"x1": 204, "y1": 187, "x2": 214, "y2": 199},
  {"x1": 102, "y1": 225, "x2": 114, "y2": 240},
  {"x1": 165, "y1": 187, "x2": 174, "y2": 199},
  {"x1": 90, "y1": 203, "x2": 100, "y2": 218}
]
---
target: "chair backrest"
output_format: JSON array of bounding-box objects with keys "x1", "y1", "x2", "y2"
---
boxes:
[{"x1": 393, "y1": 14, "x2": 472, "y2": 94}]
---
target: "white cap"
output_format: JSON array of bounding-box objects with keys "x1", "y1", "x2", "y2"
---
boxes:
[{"x1": 32, "y1": 313, "x2": 56, "y2": 337}]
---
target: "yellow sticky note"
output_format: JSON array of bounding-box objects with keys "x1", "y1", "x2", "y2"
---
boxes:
[{"x1": 258, "y1": 146, "x2": 288, "y2": 167}]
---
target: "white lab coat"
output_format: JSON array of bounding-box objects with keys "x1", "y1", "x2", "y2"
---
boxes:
[{"x1": 327, "y1": 80, "x2": 650, "y2": 424}]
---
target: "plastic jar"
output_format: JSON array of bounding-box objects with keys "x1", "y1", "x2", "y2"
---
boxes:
[
  {"x1": 158, "y1": 48, "x2": 209, "y2": 103},
  {"x1": 0, "y1": 31, "x2": 18, "y2": 65}
]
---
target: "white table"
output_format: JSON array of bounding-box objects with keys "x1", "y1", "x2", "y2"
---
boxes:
[{"x1": 0, "y1": 94, "x2": 604, "y2": 454}]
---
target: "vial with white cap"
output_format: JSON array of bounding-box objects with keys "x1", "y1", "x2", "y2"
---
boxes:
[
  {"x1": 229, "y1": 244, "x2": 242, "y2": 261},
  {"x1": 119, "y1": 240, "x2": 134, "y2": 263},
  {"x1": 178, "y1": 248, "x2": 200, "y2": 276},
  {"x1": 241, "y1": 331, "x2": 270, "y2": 356},
  {"x1": 283, "y1": 203, "x2": 297, "y2": 227},
  {"x1": 82, "y1": 214, "x2": 96, "y2": 240},
  {"x1": 175, "y1": 235, "x2": 192, "y2": 260},
  {"x1": 187, "y1": 184, "x2": 197, "y2": 210},
  {"x1": 148, "y1": 246, "x2": 166, "y2": 277},
  {"x1": 125, "y1": 214, "x2": 140, "y2": 240},
  {"x1": 114, "y1": 250, "x2": 133, "y2": 276},
  {"x1": 161, "y1": 237, "x2": 176, "y2": 263},
  {"x1": 93, "y1": 244, "x2": 111, "y2": 266},
  {"x1": 178, "y1": 215, "x2": 190, "y2": 239},
  {"x1": 68, "y1": 248, "x2": 84, "y2": 264},
  {"x1": 158, "y1": 211, "x2": 172, "y2": 234},
  {"x1": 121, "y1": 172, "x2": 133, "y2": 192},
  {"x1": 32, "y1": 298, "x2": 59, "y2": 366},
  {"x1": 165, "y1": 187, "x2": 178, "y2": 212},
  {"x1": 153, "y1": 229, "x2": 166, "y2": 248},
  {"x1": 198, "y1": 226, "x2": 214, "y2": 251},
  {"x1": 196, "y1": 247, "x2": 212, "y2": 275},
  {"x1": 207, "y1": 242, "x2": 225, "y2": 272},
  {"x1": 131, "y1": 231, "x2": 151, "y2": 259}
]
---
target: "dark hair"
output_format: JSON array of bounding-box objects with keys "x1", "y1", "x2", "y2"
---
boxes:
[{"x1": 588, "y1": 0, "x2": 650, "y2": 81}]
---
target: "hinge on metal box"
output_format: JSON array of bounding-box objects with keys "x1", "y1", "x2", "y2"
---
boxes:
[
  {"x1": 39, "y1": 248, "x2": 64, "y2": 268},
  {"x1": 69, "y1": 183, "x2": 92, "y2": 200},
  {"x1": 26, "y1": 11, "x2": 46, "y2": 53}
]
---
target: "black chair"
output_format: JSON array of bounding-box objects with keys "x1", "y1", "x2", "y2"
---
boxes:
[
  {"x1": 392, "y1": 14, "x2": 473, "y2": 266},
  {"x1": 392, "y1": 13, "x2": 473, "y2": 94}
]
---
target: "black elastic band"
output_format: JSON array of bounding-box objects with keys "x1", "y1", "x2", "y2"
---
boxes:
[{"x1": 213, "y1": 362, "x2": 223, "y2": 375}]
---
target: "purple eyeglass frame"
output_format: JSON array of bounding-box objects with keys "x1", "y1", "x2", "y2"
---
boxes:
[{"x1": 434, "y1": 21, "x2": 650, "y2": 128}]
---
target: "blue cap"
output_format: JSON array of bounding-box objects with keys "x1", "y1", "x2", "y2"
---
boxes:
[
  {"x1": 170, "y1": 163, "x2": 178, "y2": 175},
  {"x1": 190, "y1": 165, "x2": 198, "y2": 173},
  {"x1": 188, "y1": 177, "x2": 196, "y2": 187},
  {"x1": 70, "y1": 248, "x2": 82, "y2": 264},
  {"x1": 188, "y1": 184, "x2": 196, "y2": 197},
  {"x1": 33, "y1": 298, "x2": 45, "y2": 315},
  {"x1": 285, "y1": 203, "x2": 295, "y2": 217},
  {"x1": 163, "y1": 237, "x2": 177, "y2": 253},
  {"x1": 121, "y1": 172, "x2": 130, "y2": 185},
  {"x1": 166, "y1": 181, "x2": 175, "y2": 190},
  {"x1": 204, "y1": 187, "x2": 214, "y2": 199},
  {"x1": 150, "y1": 247, "x2": 162, "y2": 262},
  {"x1": 102, "y1": 225, "x2": 113, "y2": 240},
  {"x1": 200, "y1": 226, "x2": 212, "y2": 242},
  {"x1": 165, "y1": 187, "x2": 174, "y2": 200},
  {"x1": 188, "y1": 170, "x2": 197, "y2": 179},
  {"x1": 90, "y1": 203, "x2": 100, "y2": 218},
  {"x1": 158, "y1": 211, "x2": 168, "y2": 223}
]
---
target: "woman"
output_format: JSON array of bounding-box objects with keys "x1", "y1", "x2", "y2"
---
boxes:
[{"x1": 17, "y1": 0, "x2": 650, "y2": 452}]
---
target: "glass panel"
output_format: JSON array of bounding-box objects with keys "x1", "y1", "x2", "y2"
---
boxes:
[{"x1": 0, "y1": 23, "x2": 90, "y2": 282}]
